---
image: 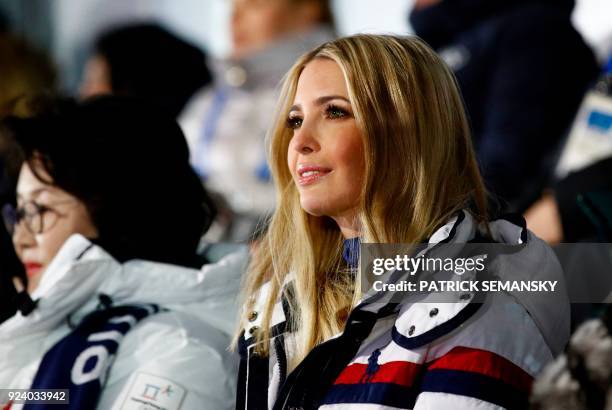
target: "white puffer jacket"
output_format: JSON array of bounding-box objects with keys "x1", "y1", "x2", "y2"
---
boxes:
[
  {"x1": 237, "y1": 211, "x2": 570, "y2": 409},
  {"x1": 0, "y1": 234, "x2": 247, "y2": 410}
]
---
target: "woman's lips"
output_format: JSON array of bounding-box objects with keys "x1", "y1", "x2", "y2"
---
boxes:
[
  {"x1": 297, "y1": 166, "x2": 332, "y2": 186},
  {"x1": 23, "y1": 262, "x2": 43, "y2": 278}
]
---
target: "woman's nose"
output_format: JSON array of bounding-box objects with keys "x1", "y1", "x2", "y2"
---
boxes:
[
  {"x1": 292, "y1": 121, "x2": 319, "y2": 155},
  {"x1": 12, "y1": 223, "x2": 36, "y2": 254}
]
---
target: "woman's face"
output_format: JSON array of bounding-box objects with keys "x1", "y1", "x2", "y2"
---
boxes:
[
  {"x1": 12, "y1": 163, "x2": 98, "y2": 293},
  {"x1": 231, "y1": 0, "x2": 320, "y2": 59},
  {"x1": 287, "y1": 58, "x2": 365, "y2": 237},
  {"x1": 79, "y1": 55, "x2": 112, "y2": 99}
]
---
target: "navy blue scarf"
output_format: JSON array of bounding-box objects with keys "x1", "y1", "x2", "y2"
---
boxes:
[
  {"x1": 24, "y1": 302, "x2": 162, "y2": 409},
  {"x1": 342, "y1": 237, "x2": 360, "y2": 271}
]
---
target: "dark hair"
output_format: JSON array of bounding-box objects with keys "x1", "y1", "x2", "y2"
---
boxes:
[
  {"x1": 1, "y1": 96, "x2": 216, "y2": 267},
  {"x1": 0, "y1": 12, "x2": 7, "y2": 33},
  {"x1": 92, "y1": 23, "x2": 212, "y2": 117}
]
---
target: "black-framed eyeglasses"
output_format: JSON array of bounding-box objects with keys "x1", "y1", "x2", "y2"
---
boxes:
[{"x1": 2, "y1": 201, "x2": 69, "y2": 236}]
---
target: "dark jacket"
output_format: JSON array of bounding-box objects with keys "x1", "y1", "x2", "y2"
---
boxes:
[
  {"x1": 0, "y1": 222, "x2": 19, "y2": 323},
  {"x1": 554, "y1": 156, "x2": 612, "y2": 241},
  {"x1": 410, "y1": 0, "x2": 599, "y2": 211},
  {"x1": 0, "y1": 158, "x2": 21, "y2": 323}
]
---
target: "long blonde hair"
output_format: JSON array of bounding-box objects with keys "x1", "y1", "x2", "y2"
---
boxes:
[{"x1": 236, "y1": 34, "x2": 488, "y2": 368}]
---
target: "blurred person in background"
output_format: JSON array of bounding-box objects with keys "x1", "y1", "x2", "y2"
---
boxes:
[
  {"x1": 0, "y1": 31, "x2": 57, "y2": 324},
  {"x1": 80, "y1": 23, "x2": 212, "y2": 118},
  {"x1": 0, "y1": 34, "x2": 56, "y2": 117},
  {"x1": 0, "y1": 96, "x2": 243, "y2": 409},
  {"x1": 525, "y1": 157, "x2": 612, "y2": 243},
  {"x1": 525, "y1": 56, "x2": 612, "y2": 333},
  {"x1": 180, "y1": 0, "x2": 335, "y2": 242},
  {"x1": 526, "y1": 55, "x2": 612, "y2": 244},
  {"x1": 409, "y1": 0, "x2": 599, "y2": 212}
]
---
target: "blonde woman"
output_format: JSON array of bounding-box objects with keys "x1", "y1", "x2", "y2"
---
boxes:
[{"x1": 236, "y1": 34, "x2": 569, "y2": 409}]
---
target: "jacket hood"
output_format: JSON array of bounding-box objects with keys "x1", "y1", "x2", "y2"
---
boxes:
[
  {"x1": 438, "y1": 211, "x2": 569, "y2": 356},
  {"x1": 360, "y1": 210, "x2": 569, "y2": 356},
  {"x1": 475, "y1": 213, "x2": 570, "y2": 356},
  {"x1": 0, "y1": 234, "x2": 248, "y2": 339},
  {"x1": 410, "y1": 0, "x2": 575, "y2": 49}
]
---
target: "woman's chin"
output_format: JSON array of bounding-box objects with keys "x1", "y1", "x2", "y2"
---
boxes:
[
  {"x1": 26, "y1": 268, "x2": 45, "y2": 294},
  {"x1": 299, "y1": 200, "x2": 327, "y2": 217}
]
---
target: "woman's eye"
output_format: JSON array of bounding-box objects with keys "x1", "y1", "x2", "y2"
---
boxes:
[
  {"x1": 326, "y1": 105, "x2": 348, "y2": 119},
  {"x1": 286, "y1": 116, "x2": 303, "y2": 129}
]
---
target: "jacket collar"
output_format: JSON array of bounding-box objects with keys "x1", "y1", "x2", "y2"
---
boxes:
[
  {"x1": 243, "y1": 211, "x2": 477, "y2": 347},
  {"x1": 0, "y1": 234, "x2": 248, "y2": 339},
  {"x1": 357, "y1": 210, "x2": 567, "y2": 355}
]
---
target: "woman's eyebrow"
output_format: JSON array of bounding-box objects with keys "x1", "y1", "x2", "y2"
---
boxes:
[
  {"x1": 289, "y1": 95, "x2": 351, "y2": 112},
  {"x1": 314, "y1": 95, "x2": 350, "y2": 106}
]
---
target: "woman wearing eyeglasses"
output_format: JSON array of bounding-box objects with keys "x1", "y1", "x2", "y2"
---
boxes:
[
  {"x1": 0, "y1": 96, "x2": 243, "y2": 409},
  {"x1": 234, "y1": 35, "x2": 570, "y2": 409},
  {"x1": 4, "y1": 175, "x2": 98, "y2": 293}
]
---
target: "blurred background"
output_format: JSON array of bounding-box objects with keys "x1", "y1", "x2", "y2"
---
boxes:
[
  {"x1": 0, "y1": 0, "x2": 608, "y2": 92},
  {"x1": 0, "y1": 0, "x2": 415, "y2": 92}
]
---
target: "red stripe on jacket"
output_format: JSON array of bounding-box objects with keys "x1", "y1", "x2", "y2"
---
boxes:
[
  {"x1": 334, "y1": 361, "x2": 423, "y2": 388},
  {"x1": 333, "y1": 346, "x2": 533, "y2": 394},
  {"x1": 428, "y1": 346, "x2": 533, "y2": 392}
]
